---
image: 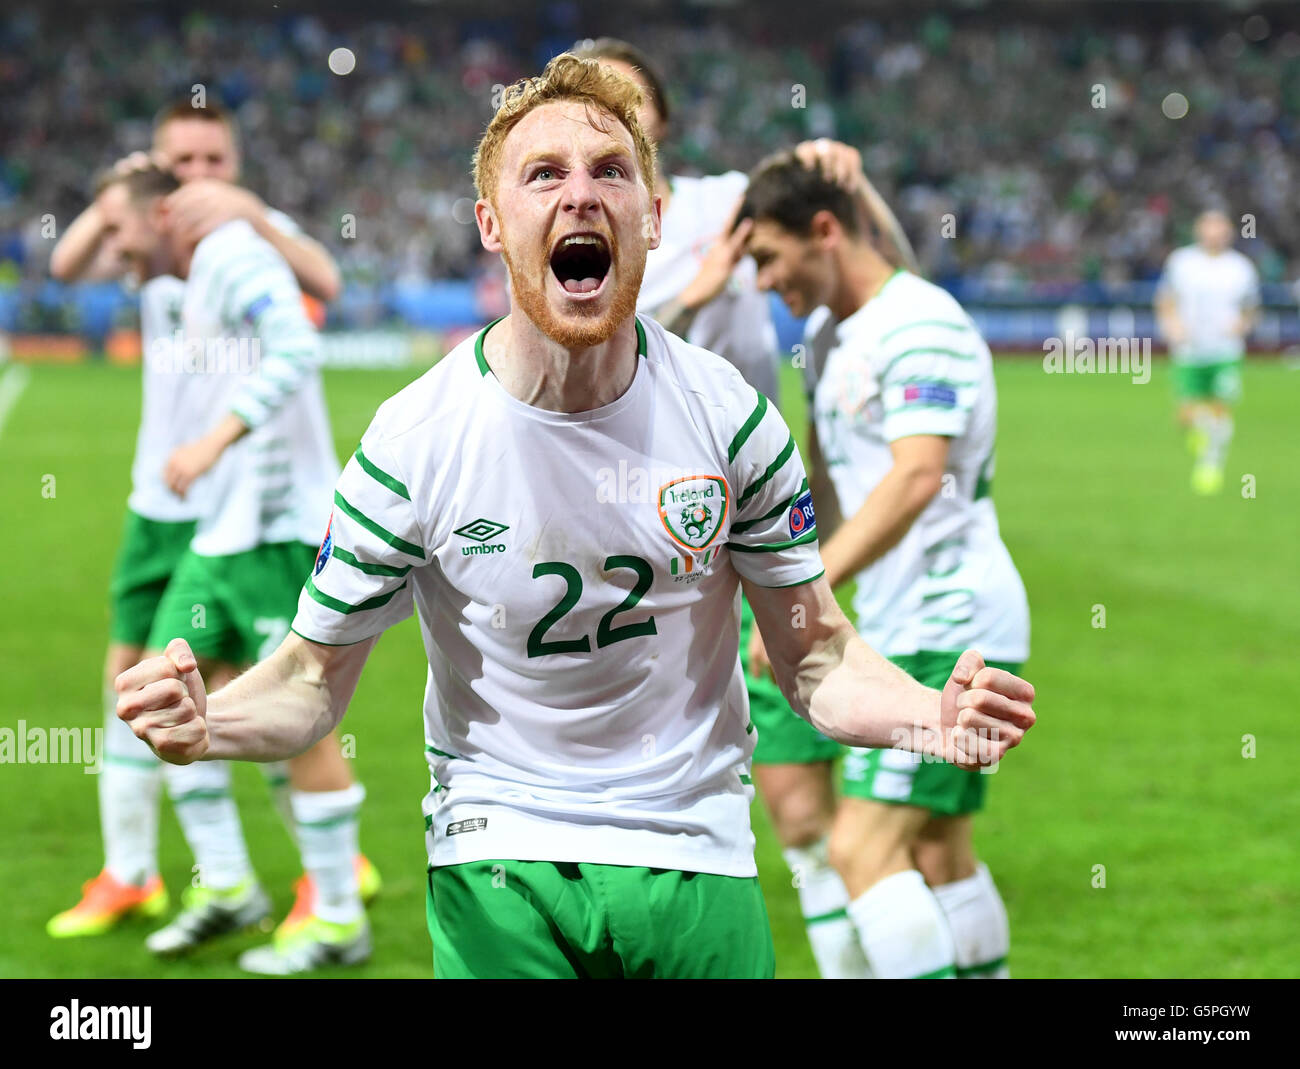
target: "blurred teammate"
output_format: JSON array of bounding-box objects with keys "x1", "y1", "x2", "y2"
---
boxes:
[
  {"x1": 46, "y1": 101, "x2": 377, "y2": 969},
  {"x1": 116, "y1": 54, "x2": 1036, "y2": 980},
  {"x1": 741, "y1": 152, "x2": 1030, "y2": 979},
  {"x1": 578, "y1": 37, "x2": 917, "y2": 978},
  {"x1": 1154, "y1": 209, "x2": 1259, "y2": 494},
  {"x1": 90, "y1": 162, "x2": 373, "y2": 972}
]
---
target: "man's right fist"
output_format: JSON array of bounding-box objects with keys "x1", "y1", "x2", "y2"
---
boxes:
[{"x1": 115, "y1": 638, "x2": 210, "y2": 764}]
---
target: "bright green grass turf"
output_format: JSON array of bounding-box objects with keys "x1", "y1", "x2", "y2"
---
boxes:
[{"x1": 0, "y1": 355, "x2": 1296, "y2": 978}]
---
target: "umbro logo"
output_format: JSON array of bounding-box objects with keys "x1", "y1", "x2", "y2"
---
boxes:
[{"x1": 454, "y1": 518, "x2": 509, "y2": 556}]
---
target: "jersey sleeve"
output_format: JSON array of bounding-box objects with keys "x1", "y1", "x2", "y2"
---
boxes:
[
  {"x1": 262, "y1": 207, "x2": 304, "y2": 238},
  {"x1": 876, "y1": 331, "x2": 980, "y2": 442},
  {"x1": 725, "y1": 387, "x2": 823, "y2": 587},
  {"x1": 291, "y1": 424, "x2": 423, "y2": 645},
  {"x1": 218, "y1": 244, "x2": 323, "y2": 432}
]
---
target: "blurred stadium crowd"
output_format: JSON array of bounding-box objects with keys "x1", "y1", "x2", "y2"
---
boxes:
[{"x1": 2, "y1": 2, "x2": 1298, "y2": 334}]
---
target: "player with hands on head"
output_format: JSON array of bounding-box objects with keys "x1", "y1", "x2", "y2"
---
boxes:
[{"x1": 741, "y1": 150, "x2": 1033, "y2": 979}]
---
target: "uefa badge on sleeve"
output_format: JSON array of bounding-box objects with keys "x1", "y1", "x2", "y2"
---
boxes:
[
  {"x1": 314, "y1": 512, "x2": 334, "y2": 576},
  {"x1": 788, "y1": 490, "x2": 816, "y2": 538}
]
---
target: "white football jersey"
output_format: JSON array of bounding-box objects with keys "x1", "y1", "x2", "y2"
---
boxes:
[
  {"x1": 1157, "y1": 245, "x2": 1259, "y2": 364},
  {"x1": 180, "y1": 218, "x2": 338, "y2": 556},
  {"x1": 639, "y1": 171, "x2": 780, "y2": 403},
  {"x1": 129, "y1": 276, "x2": 204, "y2": 521},
  {"x1": 292, "y1": 314, "x2": 822, "y2": 877},
  {"x1": 808, "y1": 271, "x2": 1029, "y2": 661},
  {"x1": 127, "y1": 208, "x2": 303, "y2": 523}
]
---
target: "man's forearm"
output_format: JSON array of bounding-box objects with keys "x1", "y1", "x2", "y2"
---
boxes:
[
  {"x1": 652, "y1": 296, "x2": 700, "y2": 338},
  {"x1": 754, "y1": 577, "x2": 942, "y2": 752},
  {"x1": 857, "y1": 178, "x2": 920, "y2": 274},
  {"x1": 250, "y1": 216, "x2": 342, "y2": 302},
  {"x1": 782, "y1": 608, "x2": 940, "y2": 750},
  {"x1": 203, "y1": 637, "x2": 345, "y2": 762},
  {"x1": 50, "y1": 203, "x2": 110, "y2": 281},
  {"x1": 821, "y1": 467, "x2": 935, "y2": 588},
  {"x1": 1154, "y1": 296, "x2": 1183, "y2": 345}
]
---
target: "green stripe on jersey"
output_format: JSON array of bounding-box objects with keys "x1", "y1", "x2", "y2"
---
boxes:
[
  {"x1": 880, "y1": 346, "x2": 977, "y2": 385},
  {"x1": 331, "y1": 545, "x2": 413, "y2": 577},
  {"x1": 879, "y1": 319, "x2": 972, "y2": 345},
  {"x1": 920, "y1": 587, "x2": 974, "y2": 603},
  {"x1": 736, "y1": 433, "x2": 795, "y2": 511},
  {"x1": 750, "y1": 568, "x2": 825, "y2": 590},
  {"x1": 730, "y1": 477, "x2": 808, "y2": 534},
  {"x1": 305, "y1": 574, "x2": 408, "y2": 615},
  {"x1": 729, "y1": 528, "x2": 818, "y2": 553},
  {"x1": 333, "y1": 490, "x2": 424, "y2": 558},
  {"x1": 355, "y1": 445, "x2": 411, "y2": 500},
  {"x1": 727, "y1": 392, "x2": 768, "y2": 463}
]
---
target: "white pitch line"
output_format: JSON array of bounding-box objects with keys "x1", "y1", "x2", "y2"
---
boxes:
[{"x1": 0, "y1": 361, "x2": 32, "y2": 442}]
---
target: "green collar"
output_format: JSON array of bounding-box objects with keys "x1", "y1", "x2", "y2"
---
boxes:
[{"x1": 475, "y1": 316, "x2": 647, "y2": 377}]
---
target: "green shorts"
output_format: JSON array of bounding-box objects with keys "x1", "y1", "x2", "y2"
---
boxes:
[
  {"x1": 841, "y1": 650, "x2": 1022, "y2": 816},
  {"x1": 743, "y1": 595, "x2": 842, "y2": 766},
  {"x1": 426, "y1": 860, "x2": 775, "y2": 979},
  {"x1": 1173, "y1": 359, "x2": 1242, "y2": 403},
  {"x1": 109, "y1": 510, "x2": 198, "y2": 647},
  {"x1": 146, "y1": 541, "x2": 317, "y2": 665}
]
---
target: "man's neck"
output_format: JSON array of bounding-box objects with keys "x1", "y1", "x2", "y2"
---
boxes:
[
  {"x1": 829, "y1": 242, "x2": 898, "y2": 323},
  {"x1": 483, "y1": 312, "x2": 640, "y2": 414}
]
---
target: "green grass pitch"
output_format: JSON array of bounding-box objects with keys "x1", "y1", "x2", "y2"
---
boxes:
[{"x1": 1, "y1": 354, "x2": 1296, "y2": 977}]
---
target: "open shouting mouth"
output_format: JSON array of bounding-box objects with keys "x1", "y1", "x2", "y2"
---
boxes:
[{"x1": 550, "y1": 232, "x2": 612, "y2": 299}]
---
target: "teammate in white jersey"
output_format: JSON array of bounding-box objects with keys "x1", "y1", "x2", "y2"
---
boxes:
[
  {"x1": 91, "y1": 162, "x2": 379, "y2": 973},
  {"x1": 578, "y1": 38, "x2": 919, "y2": 401},
  {"x1": 116, "y1": 54, "x2": 1035, "y2": 979},
  {"x1": 579, "y1": 38, "x2": 918, "y2": 978},
  {"x1": 46, "y1": 100, "x2": 378, "y2": 948},
  {"x1": 1154, "y1": 210, "x2": 1259, "y2": 494},
  {"x1": 740, "y1": 152, "x2": 1030, "y2": 978}
]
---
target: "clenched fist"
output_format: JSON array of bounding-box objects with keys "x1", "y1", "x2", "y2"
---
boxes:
[
  {"x1": 115, "y1": 638, "x2": 210, "y2": 764},
  {"x1": 938, "y1": 649, "x2": 1036, "y2": 770}
]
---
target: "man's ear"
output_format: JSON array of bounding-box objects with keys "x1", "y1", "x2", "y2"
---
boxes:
[
  {"x1": 810, "y1": 208, "x2": 842, "y2": 251},
  {"x1": 149, "y1": 195, "x2": 170, "y2": 233},
  {"x1": 475, "y1": 198, "x2": 503, "y2": 253},
  {"x1": 644, "y1": 193, "x2": 663, "y2": 252}
]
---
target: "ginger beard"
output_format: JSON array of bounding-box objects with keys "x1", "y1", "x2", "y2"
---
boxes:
[{"x1": 499, "y1": 211, "x2": 647, "y2": 349}]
